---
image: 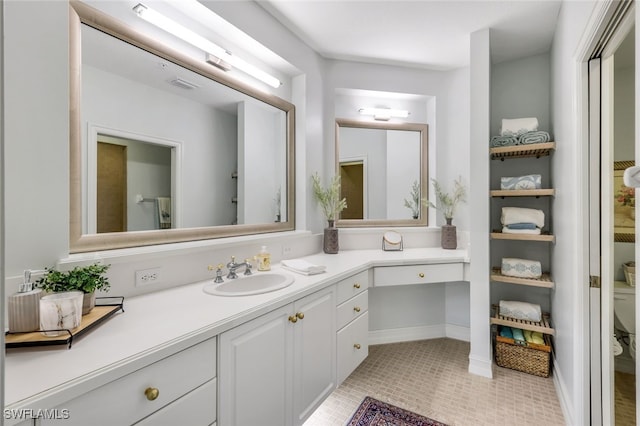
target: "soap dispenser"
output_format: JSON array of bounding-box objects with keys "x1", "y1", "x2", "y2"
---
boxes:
[
  {"x1": 8, "y1": 270, "x2": 43, "y2": 333},
  {"x1": 257, "y1": 246, "x2": 271, "y2": 271}
]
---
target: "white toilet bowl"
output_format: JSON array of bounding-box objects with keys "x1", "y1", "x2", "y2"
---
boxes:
[{"x1": 614, "y1": 285, "x2": 636, "y2": 360}]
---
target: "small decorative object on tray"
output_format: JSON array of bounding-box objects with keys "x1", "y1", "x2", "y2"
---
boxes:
[
  {"x1": 623, "y1": 261, "x2": 636, "y2": 287},
  {"x1": 5, "y1": 297, "x2": 124, "y2": 349}
]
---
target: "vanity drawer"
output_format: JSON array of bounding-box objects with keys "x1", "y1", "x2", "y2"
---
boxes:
[
  {"x1": 336, "y1": 270, "x2": 369, "y2": 305},
  {"x1": 373, "y1": 263, "x2": 463, "y2": 287},
  {"x1": 43, "y1": 338, "x2": 217, "y2": 426},
  {"x1": 336, "y1": 290, "x2": 368, "y2": 330},
  {"x1": 337, "y1": 311, "x2": 369, "y2": 385},
  {"x1": 135, "y1": 378, "x2": 216, "y2": 425}
]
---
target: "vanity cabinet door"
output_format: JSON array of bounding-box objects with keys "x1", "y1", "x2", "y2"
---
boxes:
[
  {"x1": 292, "y1": 287, "x2": 336, "y2": 425},
  {"x1": 218, "y1": 305, "x2": 293, "y2": 426},
  {"x1": 337, "y1": 311, "x2": 369, "y2": 384},
  {"x1": 218, "y1": 287, "x2": 336, "y2": 426}
]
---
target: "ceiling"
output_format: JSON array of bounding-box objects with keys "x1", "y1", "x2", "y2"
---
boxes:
[{"x1": 259, "y1": 0, "x2": 563, "y2": 71}]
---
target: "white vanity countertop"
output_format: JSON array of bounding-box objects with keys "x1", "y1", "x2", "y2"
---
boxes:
[{"x1": 5, "y1": 247, "x2": 468, "y2": 408}]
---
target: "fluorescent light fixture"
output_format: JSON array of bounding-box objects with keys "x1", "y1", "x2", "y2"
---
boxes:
[
  {"x1": 359, "y1": 107, "x2": 410, "y2": 121},
  {"x1": 133, "y1": 3, "x2": 281, "y2": 88}
]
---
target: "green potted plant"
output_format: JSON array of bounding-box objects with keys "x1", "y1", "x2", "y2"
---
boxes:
[
  {"x1": 311, "y1": 172, "x2": 347, "y2": 253},
  {"x1": 424, "y1": 177, "x2": 466, "y2": 249},
  {"x1": 37, "y1": 263, "x2": 111, "y2": 315}
]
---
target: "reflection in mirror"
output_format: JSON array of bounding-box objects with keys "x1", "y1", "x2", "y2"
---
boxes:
[
  {"x1": 70, "y1": 2, "x2": 295, "y2": 252},
  {"x1": 335, "y1": 119, "x2": 428, "y2": 228}
]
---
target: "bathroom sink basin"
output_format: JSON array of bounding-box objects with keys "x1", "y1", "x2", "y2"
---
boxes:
[{"x1": 203, "y1": 272, "x2": 295, "y2": 296}]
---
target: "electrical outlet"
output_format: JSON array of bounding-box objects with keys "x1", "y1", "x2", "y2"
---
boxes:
[
  {"x1": 282, "y1": 246, "x2": 292, "y2": 256},
  {"x1": 135, "y1": 267, "x2": 162, "y2": 287}
]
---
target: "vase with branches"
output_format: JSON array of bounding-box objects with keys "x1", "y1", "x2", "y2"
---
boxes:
[
  {"x1": 424, "y1": 177, "x2": 466, "y2": 225},
  {"x1": 424, "y1": 177, "x2": 466, "y2": 249},
  {"x1": 403, "y1": 180, "x2": 421, "y2": 219},
  {"x1": 311, "y1": 172, "x2": 347, "y2": 253}
]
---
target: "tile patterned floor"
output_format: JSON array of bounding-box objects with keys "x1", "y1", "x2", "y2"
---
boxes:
[
  {"x1": 305, "y1": 338, "x2": 565, "y2": 426},
  {"x1": 615, "y1": 370, "x2": 636, "y2": 425}
]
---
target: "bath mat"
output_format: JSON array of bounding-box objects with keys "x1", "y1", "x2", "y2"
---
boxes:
[{"x1": 347, "y1": 396, "x2": 447, "y2": 426}]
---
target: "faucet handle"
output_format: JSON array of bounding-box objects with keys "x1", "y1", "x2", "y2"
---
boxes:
[
  {"x1": 230, "y1": 255, "x2": 236, "y2": 263},
  {"x1": 244, "y1": 259, "x2": 253, "y2": 276}
]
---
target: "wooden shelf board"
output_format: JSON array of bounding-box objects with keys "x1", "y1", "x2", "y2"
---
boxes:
[
  {"x1": 490, "y1": 142, "x2": 556, "y2": 160},
  {"x1": 490, "y1": 232, "x2": 555, "y2": 242},
  {"x1": 491, "y1": 268, "x2": 554, "y2": 288},
  {"x1": 490, "y1": 189, "x2": 555, "y2": 197},
  {"x1": 491, "y1": 306, "x2": 554, "y2": 335}
]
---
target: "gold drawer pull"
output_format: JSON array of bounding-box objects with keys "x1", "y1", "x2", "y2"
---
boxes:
[
  {"x1": 353, "y1": 283, "x2": 361, "y2": 289},
  {"x1": 353, "y1": 306, "x2": 361, "y2": 313},
  {"x1": 354, "y1": 343, "x2": 361, "y2": 350},
  {"x1": 288, "y1": 315, "x2": 298, "y2": 323},
  {"x1": 296, "y1": 312, "x2": 305, "y2": 320},
  {"x1": 418, "y1": 273, "x2": 425, "y2": 278},
  {"x1": 145, "y1": 387, "x2": 159, "y2": 401}
]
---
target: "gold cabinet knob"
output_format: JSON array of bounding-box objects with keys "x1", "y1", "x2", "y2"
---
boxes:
[
  {"x1": 296, "y1": 312, "x2": 305, "y2": 320},
  {"x1": 354, "y1": 343, "x2": 361, "y2": 350},
  {"x1": 288, "y1": 315, "x2": 298, "y2": 323},
  {"x1": 353, "y1": 306, "x2": 361, "y2": 313},
  {"x1": 418, "y1": 273, "x2": 425, "y2": 278},
  {"x1": 145, "y1": 387, "x2": 159, "y2": 401},
  {"x1": 353, "y1": 283, "x2": 361, "y2": 289}
]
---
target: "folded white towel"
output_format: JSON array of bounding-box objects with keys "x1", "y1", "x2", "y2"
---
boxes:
[
  {"x1": 281, "y1": 259, "x2": 326, "y2": 276},
  {"x1": 499, "y1": 300, "x2": 542, "y2": 322},
  {"x1": 501, "y1": 258, "x2": 542, "y2": 279},
  {"x1": 501, "y1": 207, "x2": 544, "y2": 229},
  {"x1": 501, "y1": 117, "x2": 539, "y2": 136},
  {"x1": 501, "y1": 226, "x2": 541, "y2": 235}
]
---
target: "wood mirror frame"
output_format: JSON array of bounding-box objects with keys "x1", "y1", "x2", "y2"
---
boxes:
[
  {"x1": 335, "y1": 119, "x2": 428, "y2": 228},
  {"x1": 69, "y1": 1, "x2": 295, "y2": 253}
]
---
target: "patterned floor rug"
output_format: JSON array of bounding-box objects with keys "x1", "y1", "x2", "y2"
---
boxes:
[{"x1": 346, "y1": 396, "x2": 447, "y2": 426}]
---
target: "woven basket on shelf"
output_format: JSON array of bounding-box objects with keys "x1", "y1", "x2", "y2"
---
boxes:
[
  {"x1": 623, "y1": 261, "x2": 636, "y2": 287},
  {"x1": 495, "y1": 334, "x2": 551, "y2": 378}
]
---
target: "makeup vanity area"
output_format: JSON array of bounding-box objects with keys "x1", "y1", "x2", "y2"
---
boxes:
[{"x1": 5, "y1": 248, "x2": 468, "y2": 426}]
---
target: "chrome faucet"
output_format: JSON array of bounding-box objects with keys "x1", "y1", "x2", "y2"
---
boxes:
[{"x1": 226, "y1": 256, "x2": 253, "y2": 279}]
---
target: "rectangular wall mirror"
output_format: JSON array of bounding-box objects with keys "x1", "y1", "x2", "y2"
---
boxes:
[
  {"x1": 335, "y1": 119, "x2": 428, "y2": 227},
  {"x1": 69, "y1": 2, "x2": 295, "y2": 253}
]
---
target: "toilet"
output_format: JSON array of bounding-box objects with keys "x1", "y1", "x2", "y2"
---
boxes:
[{"x1": 614, "y1": 283, "x2": 636, "y2": 360}]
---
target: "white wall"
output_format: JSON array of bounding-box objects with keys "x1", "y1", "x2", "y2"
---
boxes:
[
  {"x1": 238, "y1": 100, "x2": 284, "y2": 224},
  {"x1": 386, "y1": 130, "x2": 420, "y2": 220},
  {"x1": 550, "y1": 1, "x2": 600, "y2": 424}
]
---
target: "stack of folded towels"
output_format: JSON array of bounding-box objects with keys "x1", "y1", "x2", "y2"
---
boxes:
[
  {"x1": 500, "y1": 174, "x2": 542, "y2": 190},
  {"x1": 281, "y1": 259, "x2": 326, "y2": 275},
  {"x1": 501, "y1": 257, "x2": 542, "y2": 279},
  {"x1": 499, "y1": 299, "x2": 542, "y2": 322},
  {"x1": 499, "y1": 326, "x2": 545, "y2": 345},
  {"x1": 501, "y1": 207, "x2": 544, "y2": 235},
  {"x1": 490, "y1": 117, "x2": 552, "y2": 147}
]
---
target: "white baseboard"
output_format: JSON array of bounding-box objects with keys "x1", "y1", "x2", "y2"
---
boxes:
[
  {"x1": 552, "y1": 354, "x2": 573, "y2": 426},
  {"x1": 468, "y1": 354, "x2": 493, "y2": 378},
  {"x1": 368, "y1": 324, "x2": 470, "y2": 346}
]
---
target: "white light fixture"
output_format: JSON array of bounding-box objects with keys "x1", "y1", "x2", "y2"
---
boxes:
[
  {"x1": 133, "y1": 3, "x2": 282, "y2": 88},
  {"x1": 358, "y1": 107, "x2": 410, "y2": 121}
]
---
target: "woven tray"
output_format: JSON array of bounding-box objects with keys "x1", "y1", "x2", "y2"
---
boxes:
[{"x1": 495, "y1": 333, "x2": 552, "y2": 377}]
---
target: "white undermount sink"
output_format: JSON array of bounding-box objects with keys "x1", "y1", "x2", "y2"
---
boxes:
[{"x1": 203, "y1": 272, "x2": 295, "y2": 296}]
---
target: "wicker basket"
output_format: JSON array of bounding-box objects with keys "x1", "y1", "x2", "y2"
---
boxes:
[
  {"x1": 623, "y1": 261, "x2": 636, "y2": 287},
  {"x1": 495, "y1": 333, "x2": 551, "y2": 377}
]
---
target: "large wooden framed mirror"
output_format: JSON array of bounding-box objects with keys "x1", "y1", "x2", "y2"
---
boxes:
[
  {"x1": 69, "y1": 1, "x2": 295, "y2": 253},
  {"x1": 335, "y1": 119, "x2": 428, "y2": 227}
]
